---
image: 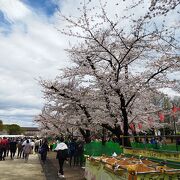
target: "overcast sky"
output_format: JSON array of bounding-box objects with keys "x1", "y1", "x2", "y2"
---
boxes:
[
  {"x1": 0, "y1": 0, "x2": 179, "y2": 127},
  {"x1": 0, "y1": 0, "x2": 76, "y2": 127}
]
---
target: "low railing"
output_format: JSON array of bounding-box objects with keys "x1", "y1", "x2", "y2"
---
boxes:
[{"x1": 122, "y1": 135, "x2": 180, "y2": 152}]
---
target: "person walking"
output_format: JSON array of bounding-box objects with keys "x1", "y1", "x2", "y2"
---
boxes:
[
  {"x1": 6, "y1": 138, "x2": 10, "y2": 157},
  {"x1": 39, "y1": 139, "x2": 49, "y2": 164},
  {"x1": 0, "y1": 137, "x2": 2, "y2": 161},
  {"x1": 17, "y1": 139, "x2": 23, "y2": 158},
  {"x1": 1, "y1": 137, "x2": 8, "y2": 160},
  {"x1": 31, "y1": 140, "x2": 35, "y2": 154},
  {"x1": 35, "y1": 139, "x2": 40, "y2": 153},
  {"x1": 54, "y1": 137, "x2": 68, "y2": 178},
  {"x1": 22, "y1": 138, "x2": 31, "y2": 159},
  {"x1": 9, "y1": 138, "x2": 17, "y2": 160},
  {"x1": 75, "y1": 139, "x2": 84, "y2": 167},
  {"x1": 68, "y1": 138, "x2": 77, "y2": 167},
  {"x1": 23, "y1": 140, "x2": 32, "y2": 162}
]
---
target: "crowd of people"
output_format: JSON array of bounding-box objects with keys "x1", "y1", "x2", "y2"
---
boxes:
[
  {"x1": 0, "y1": 137, "x2": 42, "y2": 162},
  {"x1": 0, "y1": 135, "x2": 85, "y2": 178}
]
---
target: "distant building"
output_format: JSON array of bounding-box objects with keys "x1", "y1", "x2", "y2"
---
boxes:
[{"x1": 21, "y1": 127, "x2": 40, "y2": 137}]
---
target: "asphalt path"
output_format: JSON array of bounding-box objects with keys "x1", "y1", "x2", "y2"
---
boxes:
[
  {"x1": 0, "y1": 152, "x2": 85, "y2": 180},
  {"x1": 0, "y1": 153, "x2": 45, "y2": 180}
]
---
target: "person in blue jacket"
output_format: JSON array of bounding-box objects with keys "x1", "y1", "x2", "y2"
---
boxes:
[{"x1": 40, "y1": 139, "x2": 49, "y2": 164}]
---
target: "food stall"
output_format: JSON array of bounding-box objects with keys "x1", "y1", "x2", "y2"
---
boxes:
[{"x1": 85, "y1": 155, "x2": 180, "y2": 180}]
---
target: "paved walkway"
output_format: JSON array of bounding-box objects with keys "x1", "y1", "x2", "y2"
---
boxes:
[
  {"x1": 0, "y1": 154, "x2": 45, "y2": 180},
  {"x1": 42, "y1": 152, "x2": 85, "y2": 180},
  {"x1": 0, "y1": 152, "x2": 85, "y2": 180}
]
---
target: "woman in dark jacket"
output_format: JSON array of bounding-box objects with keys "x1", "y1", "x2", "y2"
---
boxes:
[
  {"x1": 40, "y1": 139, "x2": 49, "y2": 164},
  {"x1": 9, "y1": 138, "x2": 17, "y2": 160},
  {"x1": 68, "y1": 138, "x2": 77, "y2": 167}
]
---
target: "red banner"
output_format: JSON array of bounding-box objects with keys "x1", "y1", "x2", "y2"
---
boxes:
[
  {"x1": 138, "y1": 122, "x2": 143, "y2": 129},
  {"x1": 158, "y1": 112, "x2": 164, "y2": 122},
  {"x1": 172, "y1": 106, "x2": 180, "y2": 113},
  {"x1": 129, "y1": 123, "x2": 135, "y2": 131},
  {"x1": 172, "y1": 106, "x2": 177, "y2": 113}
]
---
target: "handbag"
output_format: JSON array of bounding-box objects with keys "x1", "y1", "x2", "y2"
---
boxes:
[{"x1": 38, "y1": 147, "x2": 45, "y2": 154}]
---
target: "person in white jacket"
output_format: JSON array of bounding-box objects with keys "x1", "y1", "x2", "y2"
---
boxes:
[
  {"x1": 30, "y1": 140, "x2": 35, "y2": 154},
  {"x1": 54, "y1": 137, "x2": 68, "y2": 178},
  {"x1": 23, "y1": 140, "x2": 32, "y2": 162}
]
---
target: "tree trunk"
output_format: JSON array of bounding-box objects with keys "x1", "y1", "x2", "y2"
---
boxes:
[
  {"x1": 120, "y1": 94, "x2": 131, "y2": 147},
  {"x1": 102, "y1": 126, "x2": 106, "y2": 145},
  {"x1": 79, "y1": 127, "x2": 91, "y2": 143},
  {"x1": 102, "y1": 123, "x2": 122, "y2": 145},
  {"x1": 123, "y1": 116, "x2": 131, "y2": 147}
]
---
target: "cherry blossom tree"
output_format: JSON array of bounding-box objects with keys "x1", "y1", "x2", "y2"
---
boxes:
[
  {"x1": 148, "y1": 0, "x2": 180, "y2": 15},
  {"x1": 35, "y1": 107, "x2": 62, "y2": 137},
  {"x1": 123, "y1": 0, "x2": 179, "y2": 17},
  {"x1": 37, "y1": 0, "x2": 180, "y2": 146},
  {"x1": 38, "y1": 77, "x2": 102, "y2": 143},
  {"x1": 53, "y1": 0, "x2": 179, "y2": 146}
]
